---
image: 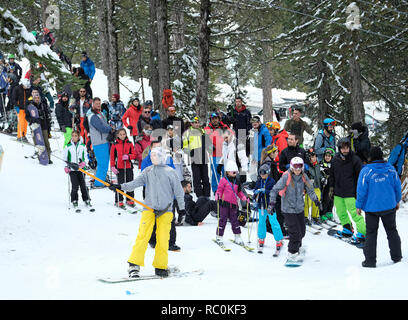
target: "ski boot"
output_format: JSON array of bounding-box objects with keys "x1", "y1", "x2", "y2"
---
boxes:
[
  {"x1": 72, "y1": 200, "x2": 79, "y2": 208},
  {"x1": 257, "y1": 238, "x2": 265, "y2": 253},
  {"x1": 116, "y1": 202, "x2": 125, "y2": 209},
  {"x1": 126, "y1": 200, "x2": 136, "y2": 208},
  {"x1": 234, "y1": 234, "x2": 244, "y2": 246},
  {"x1": 312, "y1": 217, "x2": 322, "y2": 226},
  {"x1": 155, "y1": 268, "x2": 169, "y2": 278},
  {"x1": 351, "y1": 232, "x2": 365, "y2": 245},
  {"x1": 128, "y1": 263, "x2": 140, "y2": 278},
  {"x1": 276, "y1": 240, "x2": 283, "y2": 250},
  {"x1": 304, "y1": 217, "x2": 312, "y2": 226},
  {"x1": 215, "y1": 236, "x2": 224, "y2": 246}
]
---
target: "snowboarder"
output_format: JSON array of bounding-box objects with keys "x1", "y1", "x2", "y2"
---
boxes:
[
  {"x1": 214, "y1": 160, "x2": 250, "y2": 247},
  {"x1": 108, "y1": 147, "x2": 185, "y2": 278},
  {"x1": 329, "y1": 137, "x2": 365, "y2": 243},
  {"x1": 253, "y1": 163, "x2": 283, "y2": 253},
  {"x1": 63, "y1": 130, "x2": 91, "y2": 210},
  {"x1": 268, "y1": 157, "x2": 320, "y2": 264},
  {"x1": 356, "y1": 146, "x2": 402, "y2": 268},
  {"x1": 110, "y1": 128, "x2": 137, "y2": 208}
]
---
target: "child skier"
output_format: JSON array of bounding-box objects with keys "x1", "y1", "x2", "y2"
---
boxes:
[
  {"x1": 268, "y1": 157, "x2": 321, "y2": 263},
  {"x1": 304, "y1": 148, "x2": 322, "y2": 225},
  {"x1": 63, "y1": 130, "x2": 92, "y2": 210},
  {"x1": 214, "y1": 160, "x2": 249, "y2": 246},
  {"x1": 110, "y1": 128, "x2": 137, "y2": 208},
  {"x1": 253, "y1": 163, "x2": 283, "y2": 253},
  {"x1": 108, "y1": 147, "x2": 185, "y2": 278},
  {"x1": 319, "y1": 148, "x2": 335, "y2": 222}
]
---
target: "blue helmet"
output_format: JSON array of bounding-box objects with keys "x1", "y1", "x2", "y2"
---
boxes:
[{"x1": 323, "y1": 118, "x2": 336, "y2": 128}]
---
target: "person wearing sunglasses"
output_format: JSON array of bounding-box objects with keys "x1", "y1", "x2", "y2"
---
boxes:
[
  {"x1": 72, "y1": 87, "x2": 92, "y2": 145},
  {"x1": 268, "y1": 157, "x2": 320, "y2": 264},
  {"x1": 136, "y1": 103, "x2": 162, "y2": 133},
  {"x1": 182, "y1": 116, "x2": 211, "y2": 197},
  {"x1": 314, "y1": 118, "x2": 337, "y2": 162}
]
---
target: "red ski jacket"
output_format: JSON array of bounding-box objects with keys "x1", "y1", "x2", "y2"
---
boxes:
[
  {"x1": 134, "y1": 134, "x2": 152, "y2": 168},
  {"x1": 122, "y1": 105, "x2": 143, "y2": 136},
  {"x1": 110, "y1": 137, "x2": 136, "y2": 169}
]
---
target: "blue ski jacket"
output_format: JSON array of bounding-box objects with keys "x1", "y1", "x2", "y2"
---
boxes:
[
  {"x1": 80, "y1": 57, "x2": 96, "y2": 80},
  {"x1": 356, "y1": 161, "x2": 401, "y2": 213}
]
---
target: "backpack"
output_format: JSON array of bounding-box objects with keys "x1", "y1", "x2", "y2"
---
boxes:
[{"x1": 388, "y1": 131, "x2": 408, "y2": 177}]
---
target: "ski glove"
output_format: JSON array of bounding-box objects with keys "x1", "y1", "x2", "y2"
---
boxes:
[
  {"x1": 64, "y1": 167, "x2": 71, "y2": 174},
  {"x1": 79, "y1": 162, "x2": 86, "y2": 169},
  {"x1": 122, "y1": 154, "x2": 129, "y2": 161},
  {"x1": 216, "y1": 164, "x2": 224, "y2": 176},
  {"x1": 267, "y1": 202, "x2": 275, "y2": 215},
  {"x1": 111, "y1": 167, "x2": 119, "y2": 175},
  {"x1": 109, "y1": 184, "x2": 121, "y2": 191}
]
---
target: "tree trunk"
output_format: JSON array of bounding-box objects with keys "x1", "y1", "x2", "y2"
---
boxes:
[
  {"x1": 195, "y1": 0, "x2": 211, "y2": 120},
  {"x1": 261, "y1": 53, "x2": 273, "y2": 123},
  {"x1": 106, "y1": 0, "x2": 119, "y2": 97},
  {"x1": 349, "y1": 31, "x2": 365, "y2": 124},
  {"x1": 96, "y1": 0, "x2": 110, "y2": 76},
  {"x1": 317, "y1": 58, "x2": 332, "y2": 124},
  {"x1": 149, "y1": 0, "x2": 160, "y2": 109},
  {"x1": 156, "y1": 0, "x2": 171, "y2": 118}
]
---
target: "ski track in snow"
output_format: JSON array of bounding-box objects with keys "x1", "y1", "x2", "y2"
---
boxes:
[{"x1": 1, "y1": 131, "x2": 408, "y2": 300}]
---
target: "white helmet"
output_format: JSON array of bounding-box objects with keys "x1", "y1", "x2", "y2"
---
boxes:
[
  {"x1": 225, "y1": 160, "x2": 239, "y2": 172},
  {"x1": 290, "y1": 157, "x2": 304, "y2": 171}
]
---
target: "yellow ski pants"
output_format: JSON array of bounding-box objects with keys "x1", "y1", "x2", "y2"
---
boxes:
[{"x1": 128, "y1": 210, "x2": 173, "y2": 270}]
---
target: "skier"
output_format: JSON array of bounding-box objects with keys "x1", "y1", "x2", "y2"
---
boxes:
[
  {"x1": 329, "y1": 137, "x2": 366, "y2": 244},
  {"x1": 314, "y1": 118, "x2": 336, "y2": 161},
  {"x1": 319, "y1": 148, "x2": 335, "y2": 222},
  {"x1": 304, "y1": 148, "x2": 322, "y2": 226},
  {"x1": 12, "y1": 78, "x2": 32, "y2": 142},
  {"x1": 7, "y1": 54, "x2": 22, "y2": 82},
  {"x1": 63, "y1": 130, "x2": 91, "y2": 210},
  {"x1": 268, "y1": 157, "x2": 320, "y2": 264},
  {"x1": 108, "y1": 147, "x2": 185, "y2": 278},
  {"x1": 250, "y1": 116, "x2": 272, "y2": 167},
  {"x1": 25, "y1": 92, "x2": 52, "y2": 163},
  {"x1": 279, "y1": 133, "x2": 308, "y2": 172},
  {"x1": 182, "y1": 116, "x2": 211, "y2": 197},
  {"x1": 253, "y1": 163, "x2": 283, "y2": 253},
  {"x1": 122, "y1": 97, "x2": 143, "y2": 143},
  {"x1": 214, "y1": 160, "x2": 250, "y2": 247},
  {"x1": 55, "y1": 92, "x2": 74, "y2": 148},
  {"x1": 356, "y1": 146, "x2": 402, "y2": 268},
  {"x1": 110, "y1": 128, "x2": 137, "y2": 208},
  {"x1": 108, "y1": 94, "x2": 126, "y2": 129},
  {"x1": 266, "y1": 121, "x2": 288, "y2": 162}
]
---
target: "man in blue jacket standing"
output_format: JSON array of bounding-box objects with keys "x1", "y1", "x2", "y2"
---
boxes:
[
  {"x1": 80, "y1": 51, "x2": 96, "y2": 81},
  {"x1": 356, "y1": 146, "x2": 402, "y2": 268},
  {"x1": 251, "y1": 116, "x2": 272, "y2": 167}
]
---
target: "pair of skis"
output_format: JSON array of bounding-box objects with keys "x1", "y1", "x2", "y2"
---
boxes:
[
  {"x1": 212, "y1": 239, "x2": 254, "y2": 252},
  {"x1": 71, "y1": 204, "x2": 95, "y2": 213},
  {"x1": 98, "y1": 266, "x2": 204, "y2": 283}
]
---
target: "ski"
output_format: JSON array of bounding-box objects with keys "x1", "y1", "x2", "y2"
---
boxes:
[
  {"x1": 229, "y1": 239, "x2": 255, "y2": 252},
  {"x1": 306, "y1": 225, "x2": 320, "y2": 235},
  {"x1": 320, "y1": 222, "x2": 337, "y2": 230},
  {"x1": 212, "y1": 239, "x2": 231, "y2": 252},
  {"x1": 327, "y1": 229, "x2": 364, "y2": 249},
  {"x1": 98, "y1": 268, "x2": 204, "y2": 284}
]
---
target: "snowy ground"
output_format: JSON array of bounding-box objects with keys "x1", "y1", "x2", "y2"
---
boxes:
[{"x1": 1, "y1": 129, "x2": 408, "y2": 300}]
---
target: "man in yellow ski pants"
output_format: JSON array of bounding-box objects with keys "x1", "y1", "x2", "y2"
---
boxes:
[{"x1": 109, "y1": 147, "x2": 185, "y2": 278}]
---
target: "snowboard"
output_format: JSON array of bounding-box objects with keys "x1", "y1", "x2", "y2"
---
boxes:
[
  {"x1": 285, "y1": 250, "x2": 305, "y2": 267},
  {"x1": 26, "y1": 104, "x2": 49, "y2": 165},
  {"x1": 98, "y1": 267, "x2": 204, "y2": 284},
  {"x1": 327, "y1": 229, "x2": 364, "y2": 249}
]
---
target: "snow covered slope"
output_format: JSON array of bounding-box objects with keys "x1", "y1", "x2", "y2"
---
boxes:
[{"x1": 0, "y1": 131, "x2": 408, "y2": 300}]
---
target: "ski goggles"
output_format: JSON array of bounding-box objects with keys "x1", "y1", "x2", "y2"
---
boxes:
[
  {"x1": 292, "y1": 163, "x2": 304, "y2": 169},
  {"x1": 266, "y1": 146, "x2": 278, "y2": 154},
  {"x1": 192, "y1": 116, "x2": 200, "y2": 123},
  {"x1": 325, "y1": 120, "x2": 337, "y2": 127}
]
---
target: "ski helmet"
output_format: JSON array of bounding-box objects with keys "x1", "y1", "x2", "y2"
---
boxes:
[
  {"x1": 225, "y1": 160, "x2": 239, "y2": 173},
  {"x1": 324, "y1": 148, "x2": 335, "y2": 157},
  {"x1": 290, "y1": 157, "x2": 304, "y2": 171},
  {"x1": 323, "y1": 118, "x2": 337, "y2": 128},
  {"x1": 266, "y1": 121, "x2": 280, "y2": 130},
  {"x1": 259, "y1": 164, "x2": 270, "y2": 176},
  {"x1": 8, "y1": 53, "x2": 15, "y2": 59},
  {"x1": 306, "y1": 147, "x2": 316, "y2": 159}
]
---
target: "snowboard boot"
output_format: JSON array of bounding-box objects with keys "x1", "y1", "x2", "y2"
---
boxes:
[
  {"x1": 155, "y1": 268, "x2": 169, "y2": 278},
  {"x1": 128, "y1": 263, "x2": 140, "y2": 278},
  {"x1": 234, "y1": 234, "x2": 244, "y2": 246},
  {"x1": 337, "y1": 224, "x2": 354, "y2": 238},
  {"x1": 287, "y1": 252, "x2": 301, "y2": 263}
]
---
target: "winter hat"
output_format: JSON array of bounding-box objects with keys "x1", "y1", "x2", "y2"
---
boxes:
[
  {"x1": 351, "y1": 121, "x2": 364, "y2": 133},
  {"x1": 368, "y1": 146, "x2": 383, "y2": 162},
  {"x1": 225, "y1": 160, "x2": 239, "y2": 172},
  {"x1": 162, "y1": 89, "x2": 174, "y2": 109}
]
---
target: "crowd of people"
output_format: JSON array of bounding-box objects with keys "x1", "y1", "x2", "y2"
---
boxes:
[{"x1": 0, "y1": 42, "x2": 403, "y2": 277}]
